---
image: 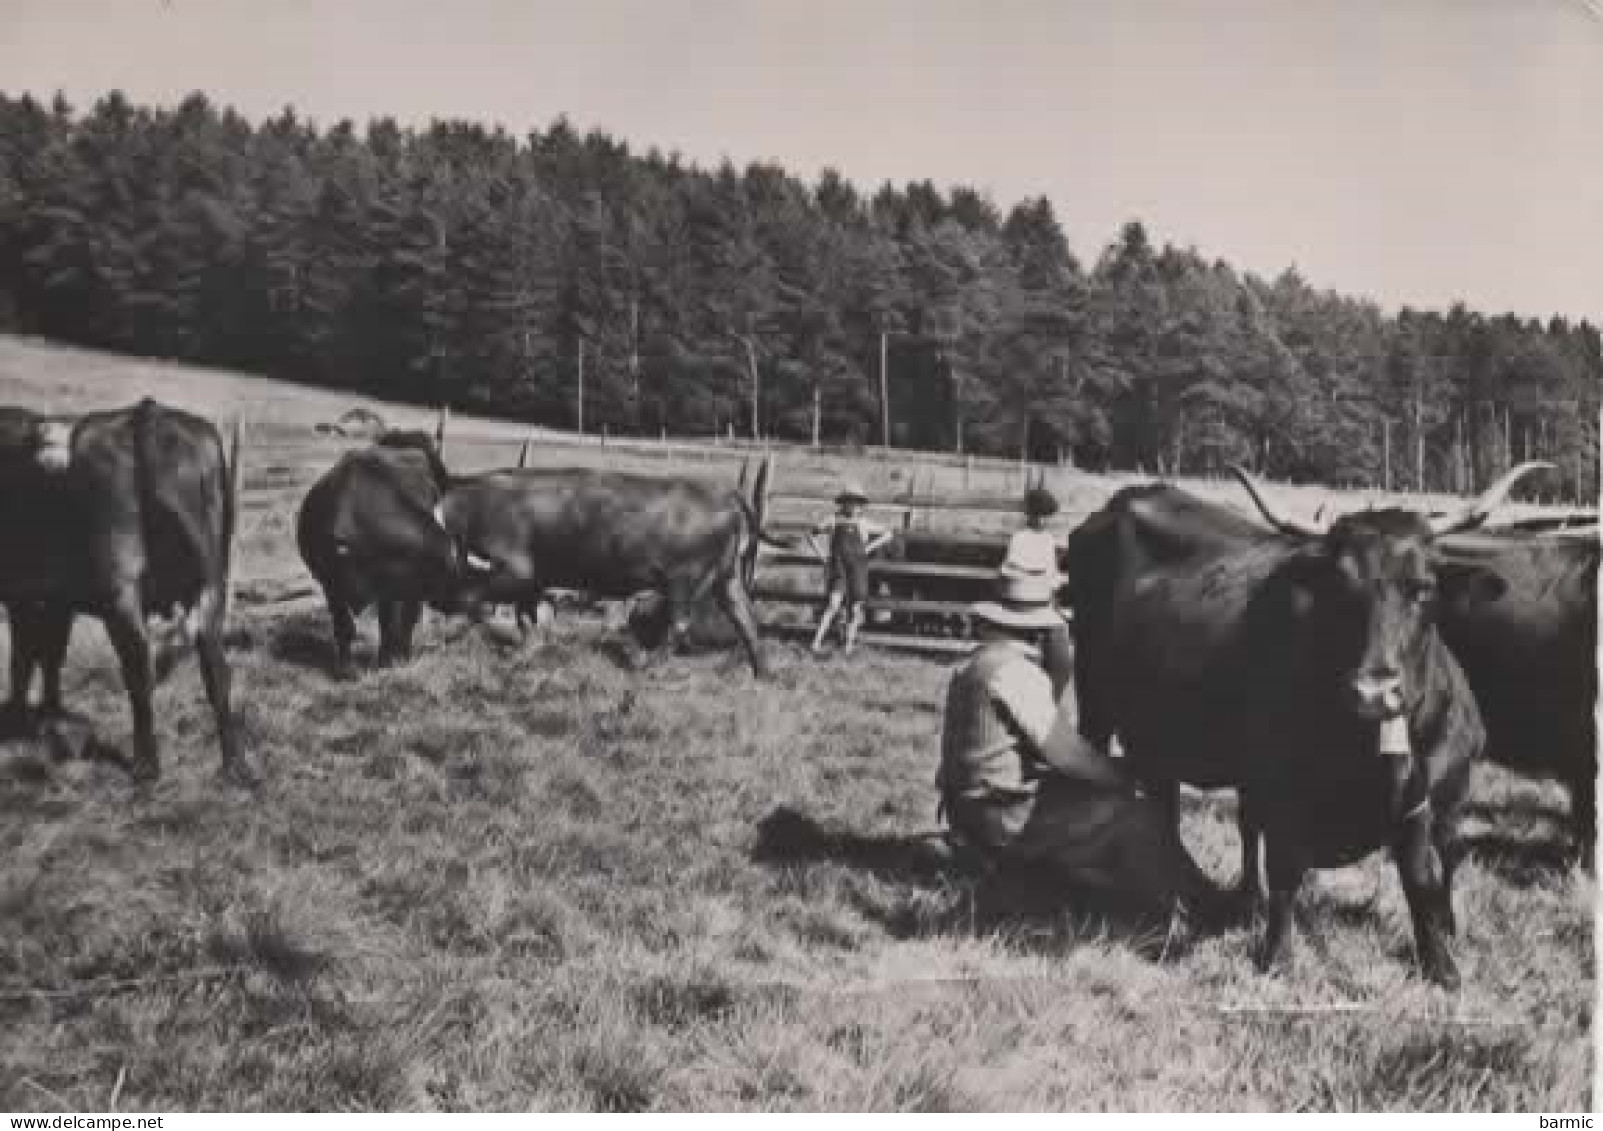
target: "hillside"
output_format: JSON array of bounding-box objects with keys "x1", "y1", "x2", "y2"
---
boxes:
[{"x1": 1, "y1": 90, "x2": 1598, "y2": 502}]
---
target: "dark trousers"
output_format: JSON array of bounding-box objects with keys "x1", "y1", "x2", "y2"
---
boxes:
[{"x1": 948, "y1": 774, "x2": 1224, "y2": 920}]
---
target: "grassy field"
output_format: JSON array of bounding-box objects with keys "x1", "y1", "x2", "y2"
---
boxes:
[{"x1": 0, "y1": 337, "x2": 1594, "y2": 1112}]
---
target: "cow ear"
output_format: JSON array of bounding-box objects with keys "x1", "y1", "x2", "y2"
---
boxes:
[
  {"x1": 1278, "y1": 547, "x2": 1329, "y2": 617},
  {"x1": 1281, "y1": 545, "x2": 1329, "y2": 589},
  {"x1": 1435, "y1": 560, "x2": 1507, "y2": 609}
]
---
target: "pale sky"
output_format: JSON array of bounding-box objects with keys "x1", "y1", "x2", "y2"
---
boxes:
[{"x1": 3, "y1": 0, "x2": 1600, "y2": 322}]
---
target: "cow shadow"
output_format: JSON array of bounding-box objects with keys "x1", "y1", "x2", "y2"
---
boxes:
[
  {"x1": 265, "y1": 609, "x2": 343, "y2": 675},
  {"x1": 0, "y1": 711, "x2": 133, "y2": 792},
  {"x1": 751, "y1": 806, "x2": 1198, "y2": 961},
  {"x1": 1462, "y1": 827, "x2": 1578, "y2": 886},
  {"x1": 1463, "y1": 793, "x2": 1569, "y2": 825}
]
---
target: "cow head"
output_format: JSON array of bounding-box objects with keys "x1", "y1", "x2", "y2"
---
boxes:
[
  {"x1": 376, "y1": 430, "x2": 451, "y2": 491},
  {"x1": 1233, "y1": 463, "x2": 1548, "y2": 722},
  {"x1": 31, "y1": 419, "x2": 74, "y2": 472},
  {"x1": 420, "y1": 495, "x2": 498, "y2": 617}
]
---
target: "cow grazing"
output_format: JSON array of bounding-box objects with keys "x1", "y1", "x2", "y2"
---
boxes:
[
  {"x1": 437, "y1": 459, "x2": 774, "y2": 677},
  {"x1": 296, "y1": 429, "x2": 479, "y2": 679},
  {"x1": 0, "y1": 399, "x2": 250, "y2": 783},
  {"x1": 1065, "y1": 462, "x2": 1549, "y2": 987}
]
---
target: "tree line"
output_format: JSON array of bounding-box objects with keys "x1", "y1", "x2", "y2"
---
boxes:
[{"x1": 0, "y1": 90, "x2": 1597, "y2": 499}]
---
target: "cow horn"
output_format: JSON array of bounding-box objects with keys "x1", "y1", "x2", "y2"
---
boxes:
[
  {"x1": 517, "y1": 437, "x2": 532, "y2": 469},
  {"x1": 1229, "y1": 465, "x2": 1318, "y2": 538},
  {"x1": 221, "y1": 417, "x2": 244, "y2": 628},
  {"x1": 1428, "y1": 461, "x2": 1554, "y2": 537},
  {"x1": 752, "y1": 452, "x2": 772, "y2": 526}
]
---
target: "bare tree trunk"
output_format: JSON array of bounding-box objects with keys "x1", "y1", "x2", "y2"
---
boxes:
[
  {"x1": 1413, "y1": 385, "x2": 1424, "y2": 492},
  {"x1": 1382, "y1": 417, "x2": 1392, "y2": 493},
  {"x1": 576, "y1": 339, "x2": 585, "y2": 436},
  {"x1": 743, "y1": 335, "x2": 760, "y2": 441}
]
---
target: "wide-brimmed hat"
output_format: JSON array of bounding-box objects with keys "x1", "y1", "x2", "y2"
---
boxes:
[
  {"x1": 970, "y1": 535, "x2": 1067, "y2": 631},
  {"x1": 835, "y1": 479, "x2": 869, "y2": 505}
]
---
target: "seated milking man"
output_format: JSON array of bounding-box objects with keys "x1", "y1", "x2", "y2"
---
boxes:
[{"x1": 936, "y1": 537, "x2": 1230, "y2": 926}]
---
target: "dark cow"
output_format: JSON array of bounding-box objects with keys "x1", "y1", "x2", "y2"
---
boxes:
[
  {"x1": 1065, "y1": 463, "x2": 1548, "y2": 987},
  {"x1": 437, "y1": 460, "x2": 774, "y2": 677},
  {"x1": 296, "y1": 429, "x2": 479, "y2": 679},
  {"x1": 0, "y1": 399, "x2": 250, "y2": 783},
  {"x1": 1426, "y1": 525, "x2": 1599, "y2": 864},
  {"x1": 1233, "y1": 495, "x2": 1600, "y2": 868}
]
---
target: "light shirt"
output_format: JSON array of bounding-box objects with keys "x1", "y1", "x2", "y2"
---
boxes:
[
  {"x1": 1006, "y1": 527, "x2": 1061, "y2": 564},
  {"x1": 985, "y1": 640, "x2": 1059, "y2": 753}
]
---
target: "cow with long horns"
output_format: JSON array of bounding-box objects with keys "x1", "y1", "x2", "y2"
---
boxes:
[
  {"x1": 1064, "y1": 462, "x2": 1550, "y2": 987},
  {"x1": 0, "y1": 399, "x2": 252, "y2": 783},
  {"x1": 1229, "y1": 471, "x2": 1599, "y2": 868}
]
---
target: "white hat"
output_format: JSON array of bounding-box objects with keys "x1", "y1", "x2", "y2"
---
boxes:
[{"x1": 970, "y1": 532, "x2": 1067, "y2": 631}]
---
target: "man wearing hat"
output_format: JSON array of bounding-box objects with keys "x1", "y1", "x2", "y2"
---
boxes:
[
  {"x1": 937, "y1": 535, "x2": 1228, "y2": 925},
  {"x1": 808, "y1": 479, "x2": 893, "y2": 655}
]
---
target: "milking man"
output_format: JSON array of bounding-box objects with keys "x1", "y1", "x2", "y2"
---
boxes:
[{"x1": 937, "y1": 535, "x2": 1230, "y2": 925}]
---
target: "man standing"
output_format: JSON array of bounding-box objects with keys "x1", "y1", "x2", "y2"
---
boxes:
[{"x1": 937, "y1": 537, "x2": 1228, "y2": 925}]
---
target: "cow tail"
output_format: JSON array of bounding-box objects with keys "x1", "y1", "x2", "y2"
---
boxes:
[
  {"x1": 220, "y1": 418, "x2": 243, "y2": 629},
  {"x1": 130, "y1": 400, "x2": 172, "y2": 677},
  {"x1": 131, "y1": 398, "x2": 159, "y2": 593},
  {"x1": 735, "y1": 454, "x2": 772, "y2": 591},
  {"x1": 733, "y1": 491, "x2": 761, "y2": 593}
]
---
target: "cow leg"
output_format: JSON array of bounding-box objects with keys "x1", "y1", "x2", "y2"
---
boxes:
[
  {"x1": 1432, "y1": 818, "x2": 1466, "y2": 933},
  {"x1": 322, "y1": 586, "x2": 359, "y2": 681},
  {"x1": 1236, "y1": 791, "x2": 1265, "y2": 905},
  {"x1": 1393, "y1": 812, "x2": 1461, "y2": 990},
  {"x1": 395, "y1": 601, "x2": 423, "y2": 661},
  {"x1": 102, "y1": 596, "x2": 158, "y2": 782},
  {"x1": 375, "y1": 600, "x2": 401, "y2": 666},
  {"x1": 714, "y1": 572, "x2": 771, "y2": 679},
  {"x1": 2, "y1": 602, "x2": 37, "y2": 736},
  {"x1": 195, "y1": 615, "x2": 258, "y2": 786},
  {"x1": 1071, "y1": 650, "x2": 1116, "y2": 756},
  {"x1": 1254, "y1": 838, "x2": 1305, "y2": 974},
  {"x1": 514, "y1": 599, "x2": 550, "y2": 644},
  {"x1": 1148, "y1": 776, "x2": 1183, "y2": 848},
  {"x1": 2, "y1": 602, "x2": 42, "y2": 734},
  {"x1": 1570, "y1": 771, "x2": 1596, "y2": 872},
  {"x1": 32, "y1": 605, "x2": 72, "y2": 718}
]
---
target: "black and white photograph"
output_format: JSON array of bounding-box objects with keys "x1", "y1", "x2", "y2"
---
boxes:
[{"x1": 0, "y1": 0, "x2": 1597, "y2": 1114}]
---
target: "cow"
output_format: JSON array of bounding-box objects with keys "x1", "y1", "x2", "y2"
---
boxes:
[
  {"x1": 0, "y1": 398, "x2": 251, "y2": 784},
  {"x1": 1231, "y1": 494, "x2": 1600, "y2": 869},
  {"x1": 1420, "y1": 525, "x2": 1598, "y2": 865},
  {"x1": 1064, "y1": 462, "x2": 1549, "y2": 988},
  {"x1": 296, "y1": 428, "x2": 488, "y2": 679},
  {"x1": 435, "y1": 459, "x2": 775, "y2": 677}
]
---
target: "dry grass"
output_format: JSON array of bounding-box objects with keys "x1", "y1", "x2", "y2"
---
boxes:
[{"x1": 0, "y1": 337, "x2": 1593, "y2": 1111}]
